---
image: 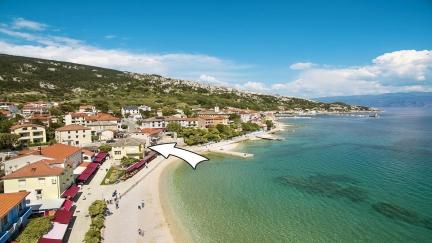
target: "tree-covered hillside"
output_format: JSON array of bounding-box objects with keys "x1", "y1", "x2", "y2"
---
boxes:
[{"x1": 0, "y1": 54, "x2": 364, "y2": 111}]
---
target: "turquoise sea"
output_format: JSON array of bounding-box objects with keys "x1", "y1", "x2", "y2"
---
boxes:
[{"x1": 163, "y1": 108, "x2": 432, "y2": 242}]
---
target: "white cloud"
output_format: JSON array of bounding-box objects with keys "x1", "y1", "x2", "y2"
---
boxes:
[
  {"x1": 0, "y1": 21, "x2": 249, "y2": 83},
  {"x1": 289, "y1": 62, "x2": 316, "y2": 70},
  {"x1": 0, "y1": 18, "x2": 431, "y2": 98},
  {"x1": 12, "y1": 18, "x2": 47, "y2": 31},
  {"x1": 241, "y1": 81, "x2": 269, "y2": 92},
  {"x1": 281, "y1": 50, "x2": 432, "y2": 97}
]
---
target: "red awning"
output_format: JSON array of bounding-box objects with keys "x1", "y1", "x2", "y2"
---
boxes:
[
  {"x1": 126, "y1": 152, "x2": 157, "y2": 173},
  {"x1": 53, "y1": 210, "x2": 72, "y2": 224},
  {"x1": 126, "y1": 160, "x2": 145, "y2": 173},
  {"x1": 77, "y1": 165, "x2": 98, "y2": 182},
  {"x1": 93, "y1": 152, "x2": 108, "y2": 163},
  {"x1": 38, "y1": 238, "x2": 62, "y2": 243},
  {"x1": 61, "y1": 184, "x2": 79, "y2": 198},
  {"x1": 62, "y1": 200, "x2": 73, "y2": 211}
]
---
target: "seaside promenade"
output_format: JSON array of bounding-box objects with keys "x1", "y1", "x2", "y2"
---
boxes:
[
  {"x1": 69, "y1": 123, "x2": 285, "y2": 242},
  {"x1": 68, "y1": 155, "x2": 170, "y2": 243}
]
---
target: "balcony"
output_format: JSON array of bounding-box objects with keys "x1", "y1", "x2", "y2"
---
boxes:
[{"x1": 0, "y1": 207, "x2": 32, "y2": 243}]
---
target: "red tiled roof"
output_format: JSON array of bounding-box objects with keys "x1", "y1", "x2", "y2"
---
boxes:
[
  {"x1": 2, "y1": 159, "x2": 63, "y2": 179},
  {"x1": 0, "y1": 191, "x2": 30, "y2": 218},
  {"x1": 56, "y1": 124, "x2": 90, "y2": 132},
  {"x1": 40, "y1": 144, "x2": 81, "y2": 161},
  {"x1": 138, "y1": 128, "x2": 164, "y2": 135},
  {"x1": 10, "y1": 124, "x2": 45, "y2": 130}
]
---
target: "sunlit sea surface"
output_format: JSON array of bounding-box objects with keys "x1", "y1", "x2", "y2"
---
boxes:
[{"x1": 162, "y1": 108, "x2": 432, "y2": 242}]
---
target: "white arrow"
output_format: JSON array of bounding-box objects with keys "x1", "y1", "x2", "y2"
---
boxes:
[{"x1": 148, "y1": 143, "x2": 209, "y2": 169}]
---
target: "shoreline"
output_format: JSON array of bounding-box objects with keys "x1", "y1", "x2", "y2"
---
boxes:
[{"x1": 103, "y1": 122, "x2": 283, "y2": 242}]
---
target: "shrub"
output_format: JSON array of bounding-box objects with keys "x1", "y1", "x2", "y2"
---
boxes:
[
  {"x1": 84, "y1": 200, "x2": 107, "y2": 243},
  {"x1": 16, "y1": 216, "x2": 53, "y2": 243}
]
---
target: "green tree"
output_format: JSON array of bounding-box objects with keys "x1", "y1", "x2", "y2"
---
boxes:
[
  {"x1": 99, "y1": 144, "x2": 112, "y2": 153},
  {"x1": 241, "y1": 122, "x2": 260, "y2": 132},
  {"x1": 0, "y1": 133, "x2": 20, "y2": 149},
  {"x1": 265, "y1": 120, "x2": 274, "y2": 130},
  {"x1": 120, "y1": 156, "x2": 136, "y2": 167},
  {"x1": 95, "y1": 100, "x2": 109, "y2": 112},
  {"x1": 162, "y1": 107, "x2": 177, "y2": 116},
  {"x1": 166, "y1": 122, "x2": 182, "y2": 133},
  {"x1": 229, "y1": 113, "x2": 241, "y2": 124}
]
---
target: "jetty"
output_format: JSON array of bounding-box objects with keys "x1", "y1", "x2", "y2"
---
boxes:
[
  {"x1": 256, "y1": 134, "x2": 283, "y2": 140},
  {"x1": 208, "y1": 149, "x2": 254, "y2": 158}
]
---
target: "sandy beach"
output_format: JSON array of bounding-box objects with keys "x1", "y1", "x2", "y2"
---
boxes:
[
  {"x1": 102, "y1": 123, "x2": 282, "y2": 243},
  {"x1": 102, "y1": 140, "x2": 241, "y2": 243}
]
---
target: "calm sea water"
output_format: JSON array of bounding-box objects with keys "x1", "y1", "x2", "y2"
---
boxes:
[{"x1": 163, "y1": 108, "x2": 432, "y2": 243}]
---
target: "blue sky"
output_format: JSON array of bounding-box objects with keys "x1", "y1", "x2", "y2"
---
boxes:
[{"x1": 0, "y1": 0, "x2": 431, "y2": 97}]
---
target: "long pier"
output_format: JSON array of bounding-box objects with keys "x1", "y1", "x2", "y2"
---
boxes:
[{"x1": 208, "y1": 149, "x2": 254, "y2": 158}]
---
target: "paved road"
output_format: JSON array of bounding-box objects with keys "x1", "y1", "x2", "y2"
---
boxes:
[{"x1": 68, "y1": 156, "x2": 165, "y2": 243}]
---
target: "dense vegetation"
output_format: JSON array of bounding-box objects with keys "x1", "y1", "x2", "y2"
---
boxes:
[
  {"x1": 84, "y1": 200, "x2": 108, "y2": 243},
  {"x1": 167, "y1": 122, "x2": 261, "y2": 145},
  {"x1": 0, "y1": 54, "x2": 360, "y2": 112}
]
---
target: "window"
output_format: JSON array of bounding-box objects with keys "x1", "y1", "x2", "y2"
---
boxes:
[
  {"x1": 83, "y1": 135, "x2": 86, "y2": 138},
  {"x1": 68, "y1": 136, "x2": 71, "y2": 139},
  {"x1": 76, "y1": 131, "x2": 78, "y2": 133},
  {"x1": 68, "y1": 131, "x2": 70, "y2": 134},
  {"x1": 114, "y1": 151, "x2": 121, "y2": 155},
  {"x1": 52, "y1": 178, "x2": 57, "y2": 184},
  {"x1": 22, "y1": 127, "x2": 27, "y2": 130},
  {"x1": 38, "y1": 178, "x2": 45, "y2": 185},
  {"x1": 18, "y1": 179, "x2": 26, "y2": 187},
  {"x1": 76, "y1": 135, "x2": 79, "y2": 138}
]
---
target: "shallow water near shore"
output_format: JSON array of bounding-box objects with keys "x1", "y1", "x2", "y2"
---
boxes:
[{"x1": 162, "y1": 108, "x2": 432, "y2": 242}]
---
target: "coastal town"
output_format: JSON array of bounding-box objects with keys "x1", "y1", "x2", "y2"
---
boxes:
[
  {"x1": 0, "y1": 98, "x2": 376, "y2": 243},
  {"x1": 0, "y1": 98, "x2": 285, "y2": 243}
]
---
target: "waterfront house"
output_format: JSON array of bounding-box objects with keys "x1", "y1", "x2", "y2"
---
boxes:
[
  {"x1": 0, "y1": 192, "x2": 32, "y2": 243},
  {"x1": 111, "y1": 137, "x2": 146, "y2": 161},
  {"x1": 10, "y1": 124, "x2": 46, "y2": 145},
  {"x1": 2, "y1": 154, "x2": 51, "y2": 175},
  {"x1": 130, "y1": 128, "x2": 164, "y2": 145},
  {"x1": 2, "y1": 144, "x2": 82, "y2": 176},
  {"x1": 55, "y1": 124, "x2": 92, "y2": 147},
  {"x1": 198, "y1": 115, "x2": 229, "y2": 127},
  {"x1": 2, "y1": 159, "x2": 74, "y2": 204}
]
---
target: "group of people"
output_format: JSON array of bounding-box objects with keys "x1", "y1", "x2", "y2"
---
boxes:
[{"x1": 107, "y1": 190, "x2": 121, "y2": 209}]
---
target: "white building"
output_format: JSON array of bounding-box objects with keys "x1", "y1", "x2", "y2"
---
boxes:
[
  {"x1": 78, "y1": 105, "x2": 97, "y2": 114},
  {"x1": 121, "y1": 105, "x2": 140, "y2": 118},
  {"x1": 141, "y1": 116, "x2": 201, "y2": 129},
  {"x1": 138, "y1": 105, "x2": 151, "y2": 111},
  {"x1": 10, "y1": 124, "x2": 46, "y2": 144},
  {"x1": 55, "y1": 124, "x2": 92, "y2": 146}
]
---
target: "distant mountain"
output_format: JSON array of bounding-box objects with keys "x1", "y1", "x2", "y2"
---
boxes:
[
  {"x1": 317, "y1": 92, "x2": 432, "y2": 108},
  {"x1": 0, "y1": 54, "x2": 365, "y2": 112}
]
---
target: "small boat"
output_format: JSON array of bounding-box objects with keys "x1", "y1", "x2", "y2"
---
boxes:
[{"x1": 369, "y1": 113, "x2": 378, "y2": 118}]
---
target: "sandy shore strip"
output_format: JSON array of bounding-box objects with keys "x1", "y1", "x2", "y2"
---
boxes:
[
  {"x1": 102, "y1": 142, "x2": 241, "y2": 243},
  {"x1": 100, "y1": 123, "x2": 284, "y2": 243}
]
